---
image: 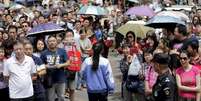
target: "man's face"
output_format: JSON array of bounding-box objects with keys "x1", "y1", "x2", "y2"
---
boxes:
[
  {"x1": 68, "y1": 13, "x2": 73, "y2": 20},
  {"x1": 174, "y1": 27, "x2": 181, "y2": 40},
  {"x1": 24, "y1": 44, "x2": 33, "y2": 56},
  {"x1": 52, "y1": 15, "x2": 58, "y2": 23},
  {"x1": 197, "y1": 10, "x2": 201, "y2": 17},
  {"x1": 8, "y1": 28, "x2": 17, "y2": 40},
  {"x1": 6, "y1": 15, "x2": 12, "y2": 23},
  {"x1": 22, "y1": 23, "x2": 29, "y2": 32},
  {"x1": 14, "y1": 43, "x2": 24, "y2": 58},
  {"x1": 38, "y1": 16, "x2": 45, "y2": 24},
  {"x1": 63, "y1": 14, "x2": 68, "y2": 22},
  {"x1": 48, "y1": 37, "x2": 57, "y2": 49},
  {"x1": 19, "y1": 17, "x2": 26, "y2": 24},
  {"x1": 75, "y1": 22, "x2": 81, "y2": 29},
  {"x1": 187, "y1": 46, "x2": 194, "y2": 55},
  {"x1": 153, "y1": 62, "x2": 160, "y2": 73}
]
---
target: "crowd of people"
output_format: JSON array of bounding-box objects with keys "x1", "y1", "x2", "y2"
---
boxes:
[{"x1": 1, "y1": 0, "x2": 201, "y2": 101}]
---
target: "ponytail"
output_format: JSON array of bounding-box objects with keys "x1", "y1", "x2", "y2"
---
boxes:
[{"x1": 92, "y1": 42, "x2": 103, "y2": 71}]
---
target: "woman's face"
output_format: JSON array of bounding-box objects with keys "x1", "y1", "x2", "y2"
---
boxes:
[
  {"x1": 127, "y1": 33, "x2": 134, "y2": 42},
  {"x1": 3, "y1": 33, "x2": 8, "y2": 40},
  {"x1": 37, "y1": 40, "x2": 45, "y2": 51},
  {"x1": 158, "y1": 40, "x2": 164, "y2": 48},
  {"x1": 83, "y1": 20, "x2": 90, "y2": 27},
  {"x1": 0, "y1": 32, "x2": 3, "y2": 40},
  {"x1": 0, "y1": 49, "x2": 5, "y2": 60},
  {"x1": 187, "y1": 45, "x2": 193, "y2": 55},
  {"x1": 146, "y1": 38, "x2": 154, "y2": 47},
  {"x1": 193, "y1": 17, "x2": 199, "y2": 24},
  {"x1": 180, "y1": 53, "x2": 189, "y2": 67},
  {"x1": 122, "y1": 47, "x2": 130, "y2": 56},
  {"x1": 144, "y1": 53, "x2": 153, "y2": 63}
]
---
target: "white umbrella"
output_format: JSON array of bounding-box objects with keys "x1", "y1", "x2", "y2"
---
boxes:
[
  {"x1": 9, "y1": 3, "x2": 25, "y2": 10},
  {"x1": 78, "y1": 5, "x2": 108, "y2": 15},
  {"x1": 128, "y1": 0, "x2": 139, "y2": 3},
  {"x1": 126, "y1": 20, "x2": 146, "y2": 25}
]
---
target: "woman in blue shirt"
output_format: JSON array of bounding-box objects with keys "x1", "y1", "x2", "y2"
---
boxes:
[{"x1": 81, "y1": 42, "x2": 115, "y2": 101}]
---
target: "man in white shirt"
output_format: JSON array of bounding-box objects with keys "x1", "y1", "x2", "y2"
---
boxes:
[{"x1": 3, "y1": 40, "x2": 36, "y2": 101}]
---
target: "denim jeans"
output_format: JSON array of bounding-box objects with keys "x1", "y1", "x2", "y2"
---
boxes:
[
  {"x1": 47, "y1": 83, "x2": 65, "y2": 101},
  {"x1": 76, "y1": 72, "x2": 86, "y2": 89}
]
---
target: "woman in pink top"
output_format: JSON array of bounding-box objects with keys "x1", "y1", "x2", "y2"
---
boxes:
[
  {"x1": 176, "y1": 51, "x2": 201, "y2": 101},
  {"x1": 143, "y1": 49, "x2": 158, "y2": 100}
]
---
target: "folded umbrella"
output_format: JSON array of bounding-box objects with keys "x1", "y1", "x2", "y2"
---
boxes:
[{"x1": 27, "y1": 23, "x2": 65, "y2": 37}]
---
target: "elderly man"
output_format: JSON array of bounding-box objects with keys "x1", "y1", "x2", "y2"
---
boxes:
[{"x1": 3, "y1": 40, "x2": 37, "y2": 101}]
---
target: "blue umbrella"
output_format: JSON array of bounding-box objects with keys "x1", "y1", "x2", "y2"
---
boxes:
[
  {"x1": 27, "y1": 23, "x2": 65, "y2": 37},
  {"x1": 145, "y1": 16, "x2": 186, "y2": 28}
]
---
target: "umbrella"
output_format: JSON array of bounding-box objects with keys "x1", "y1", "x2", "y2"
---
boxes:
[
  {"x1": 145, "y1": 16, "x2": 185, "y2": 28},
  {"x1": 156, "y1": 11, "x2": 190, "y2": 22},
  {"x1": 128, "y1": 0, "x2": 139, "y2": 3},
  {"x1": 0, "y1": 3, "x2": 6, "y2": 9},
  {"x1": 78, "y1": 5, "x2": 108, "y2": 15},
  {"x1": 27, "y1": 23, "x2": 65, "y2": 37},
  {"x1": 125, "y1": 5, "x2": 155, "y2": 18},
  {"x1": 9, "y1": 3, "x2": 25, "y2": 10},
  {"x1": 116, "y1": 21, "x2": 154, "y2": 38}
]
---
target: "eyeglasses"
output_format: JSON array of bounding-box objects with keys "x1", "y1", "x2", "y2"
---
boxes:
[{"x1": 180, "y1": 57, "x2": 188, "y2": 60}]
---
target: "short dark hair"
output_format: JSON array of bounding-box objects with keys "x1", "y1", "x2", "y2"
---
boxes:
[
  {"x1": 47, "y1": 35, "x2": 56, "y2": 40},
  {"x1": 153, "y1": 53, "x2": 170, "y2": 65},
  {"x1": 8, "y1": 25, "x2": 17, "y2": 32},
  {"x1": 66, "y1": 29, "x2": 74, "y2": 36},
  {"x1": 12, "y1": 40, "x2": 24, "y2": 48},
  {"x1": 187, "y1": 41, "x2": 199, "y2": 52},
  {"x1": 126, "y1": 31, "x2": 136, "y2": 41},
  {"x1": 0, "y1": 46, "x2": 5, "y2": 52},
  {"x1": 175, "y1": 24, "x2": 187, "y2": 36}
]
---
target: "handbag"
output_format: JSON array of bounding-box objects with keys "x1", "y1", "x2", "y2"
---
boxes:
[
  {"x1": 104, "y1": 38, "x2": 113, "y2": 47},
  {"x1": 66, "y1": 45, "x2": 81, "y2": 71},
  {"x1": 127, "y1": 54, "x2": 142, "y2": 76},
  {"x1": 125, "y1": 75, "x2": 144, "y2": 93}
]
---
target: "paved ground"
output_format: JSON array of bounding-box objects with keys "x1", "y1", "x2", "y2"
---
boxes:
[{"x1": 73, "y1": 50, "x2": 123, "y2": 101}]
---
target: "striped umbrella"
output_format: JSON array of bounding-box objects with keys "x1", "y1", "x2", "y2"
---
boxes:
[{"x1": 78, "y1": 5, "x2": 108, "y2": 15}]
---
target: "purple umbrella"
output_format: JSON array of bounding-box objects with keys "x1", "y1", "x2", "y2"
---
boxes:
[
  {"x1": 125, "y1": 5, "x2": 155, "y2": 18},
  {"x1": 27, "y1": 23, "x2": 65, "y2": 37}
]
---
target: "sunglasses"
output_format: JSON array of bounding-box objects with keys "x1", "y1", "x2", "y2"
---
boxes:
[{"x1": 180, "y1": 57, "x2": 188, "y2": 60}]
